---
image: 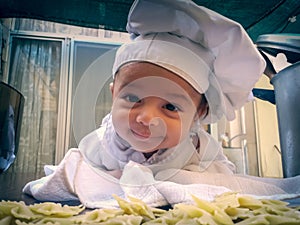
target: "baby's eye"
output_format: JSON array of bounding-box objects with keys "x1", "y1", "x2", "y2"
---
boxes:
[
  {"x1": 164, "y1": 103, "x2": 180, "y2": 112},
  {"x1": 124, "y1": 94, "x2": 141, "y2": 103}
]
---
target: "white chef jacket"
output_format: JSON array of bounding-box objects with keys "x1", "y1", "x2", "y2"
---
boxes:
[{"x1": 79, "y1": 114, "x2": 235, "y2": 175}]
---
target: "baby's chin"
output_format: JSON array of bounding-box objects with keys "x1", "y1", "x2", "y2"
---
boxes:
[
  {"x1": 124, "y1": 133, "x2": 165, "y2": 150},
  {"x1": 129, "y1": 142, "x2": 161, "y2": 153}
]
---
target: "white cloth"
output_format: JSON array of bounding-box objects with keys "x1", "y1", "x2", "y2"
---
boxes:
[
  {"x1": 23, "y1": 150, "x2": 231, "y2": 208},
  {"x1": 23, "y1": 150, "x2": 300, "y2": 209},
  {"x1": 76, "y1": 113, "x2": 235, "y2": 175},
  {"x1": 23, "y1": 115, "x2": 300, "y2": 208}
]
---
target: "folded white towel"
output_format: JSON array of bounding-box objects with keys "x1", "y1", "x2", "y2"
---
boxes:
[{"x1": 23, "y1": 149, "x2": 300, "y2": 209}]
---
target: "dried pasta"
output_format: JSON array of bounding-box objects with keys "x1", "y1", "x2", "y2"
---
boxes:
[
  {"x1": 0, "y1": 192, "x2": 299, "y2": 224},
  {"x1": 29, "y1": 202, "x2": 85, "y2": 217}
]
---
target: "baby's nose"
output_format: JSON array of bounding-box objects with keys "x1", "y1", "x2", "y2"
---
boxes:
[{"x1": 136, "y1": 108, "x2": 160, "y2": 127}]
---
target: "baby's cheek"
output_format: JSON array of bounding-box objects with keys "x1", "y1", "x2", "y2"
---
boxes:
[
  {"x1": 166, "y1": 120, "x2": 180, "y2": 134},
  {"x1": 112, "y1": 109, "x2": 130, "y2": 132},
  {"x1": 112, "y1": 106, "x2": 130, "y2": 119},
  {"x1": 177, "y1": 116, "x2": 193, "y2": 137}
]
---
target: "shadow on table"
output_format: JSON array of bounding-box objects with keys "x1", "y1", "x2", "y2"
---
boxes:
[{"x1": 0, "y1": 172, "x2": 81, "y2": 206}]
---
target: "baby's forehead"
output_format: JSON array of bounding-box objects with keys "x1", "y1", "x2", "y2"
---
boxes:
[
  {"x1": 115, "y1": 62, "x2": 201, "y2": 96},
  {"x1": 125, "y1": 81, "x2": 198, "y2": 108},
  {"x1": 121, "y1": 76, "x2": 186, "y2": 92}
]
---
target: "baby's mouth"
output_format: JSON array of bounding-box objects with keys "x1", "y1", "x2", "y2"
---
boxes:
[{"x1": 130, "y1": 129, "x2": 151, "y2": 139}]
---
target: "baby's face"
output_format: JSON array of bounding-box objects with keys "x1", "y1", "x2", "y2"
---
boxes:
[{"x1": 110, "y1": 62, "x2": 203, "y2": 153}]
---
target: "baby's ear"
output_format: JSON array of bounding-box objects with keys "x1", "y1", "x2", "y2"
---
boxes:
[
  {"x1": 196, "y1": 103, "x2": 209, "y2": 121},
  {"x1": 109, "y1": 82, "x2": 114, "y2": 95}
]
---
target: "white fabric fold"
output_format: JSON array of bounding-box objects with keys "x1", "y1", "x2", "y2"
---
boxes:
[
  {"x1": 78, "y1": 113, "x2": 236, "y2": 176},
  {"x1": 23, "y1": 150, "x2": 300, "y2": 209},
  {"x1": 23, "y1": 149, "x2": 79, "y2": 202}
]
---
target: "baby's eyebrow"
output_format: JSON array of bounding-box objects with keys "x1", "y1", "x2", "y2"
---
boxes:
[
  {"x1": 118, "y1": 81, "x2": 139, "y2": 91},
  {"x1": 164, "y1": 93, "x2": 191, "y2": 104}
]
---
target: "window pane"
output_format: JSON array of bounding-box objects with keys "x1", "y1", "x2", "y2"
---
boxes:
[
  {"x1": 8, "y1": 37, "x2": 62, "y2": 175},
  {"x1": 69, "y1": 41, "x2": 118, "y2": 148}
]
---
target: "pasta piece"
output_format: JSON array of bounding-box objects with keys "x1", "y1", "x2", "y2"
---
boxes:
[
  {"x1": 150, "y1": 207, "x2": 166, "y2": 218},
  {"x1": 251, "y1": 202, "x2": 300, "y2": 221},
  {"x1": 237, "y1": 196, "x2": 263, "y2": 210},
  {"x1": 234, "y1": 214, "x2": 269, "y2": 225},
  {"x1": 0, "y1": 201, "x2": 40, "y2": 224},
  {"x1": 74, "y1": 208, "x2": 124, "y2": 223},
  {"x1": 213, "y1": 208, "x2": 235, "y2": 225},
  {"x1": 0, "y1": 201, "x2": 29, "y2": 217},
  {"x1": 29, "y1": 202, "x2": 84, "y2": 217},
  {"x1": 174, "y1": 203, "x2": 206, "y2": 218},
  {"x1": 261, "y1": 199, "x2": 288, "y2": 206},
  {"x1": 265, "y1": 214, "x2": 300, "y2": 225},
  {"x1": 283, "y1": 209, "x2": 300, "y2": 220},
  {"x1": 113, "y1": 194, "x2": 155, "y2": 220},
  {"x1": 0, "y1": 216, "x2": 13, "y2": 225},
  {"x1": 143, "y1": 209, "x2": 186, "y2": 225},
  {"x1": 191, "y1": 195, "x2": 234, "y2": 225},
  {"x1": 213, "y1": 192, "x2": 240, "y2": 210},
  {"x1": 96, "y1": 214, "x2": 143, "y2": 225},
  {"x1": 15, "y1": 218, "x2": 64, "y2": 225},
  {"x1": 9, "y1": 203, "x2": 40, "y2": 221},
  {"x1": 127, "y1": 196, "x2": 156, "y2": 220},
  {"x1": 174, "y1": 204, "x2": 219, "y2": 225},
  {"x1": 225, "y1": 207, "x2": 252, "y2": 220},
  {"x1": 191, "y1": 195, "x2": 217, "y2": 214},
  {"x1": 175, "y1": 218, "x2": 201, "y2": 225}
]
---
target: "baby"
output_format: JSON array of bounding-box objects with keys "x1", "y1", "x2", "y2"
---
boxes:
[
  {"x1": 78, "y1": 0, "x2": 266, "y2": 177},
  {"x1": 80, "y1": 38, "x2": 238, "y2": 177}
]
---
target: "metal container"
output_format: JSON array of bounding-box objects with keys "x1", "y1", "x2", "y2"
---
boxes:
[
  {"x1": 256, "y1": 34, "x2": 300, "y2": 177},
  {"x1": 271, "y1": 62, "x2": 300, "y2": 177},
  {"x1": 0, "y1": 82, "x2": 24, "y2": 173}
]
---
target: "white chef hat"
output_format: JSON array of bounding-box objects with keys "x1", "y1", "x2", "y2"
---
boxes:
[{"x1": 112, "y1": 0, "x2": 266, "y2": 123}]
